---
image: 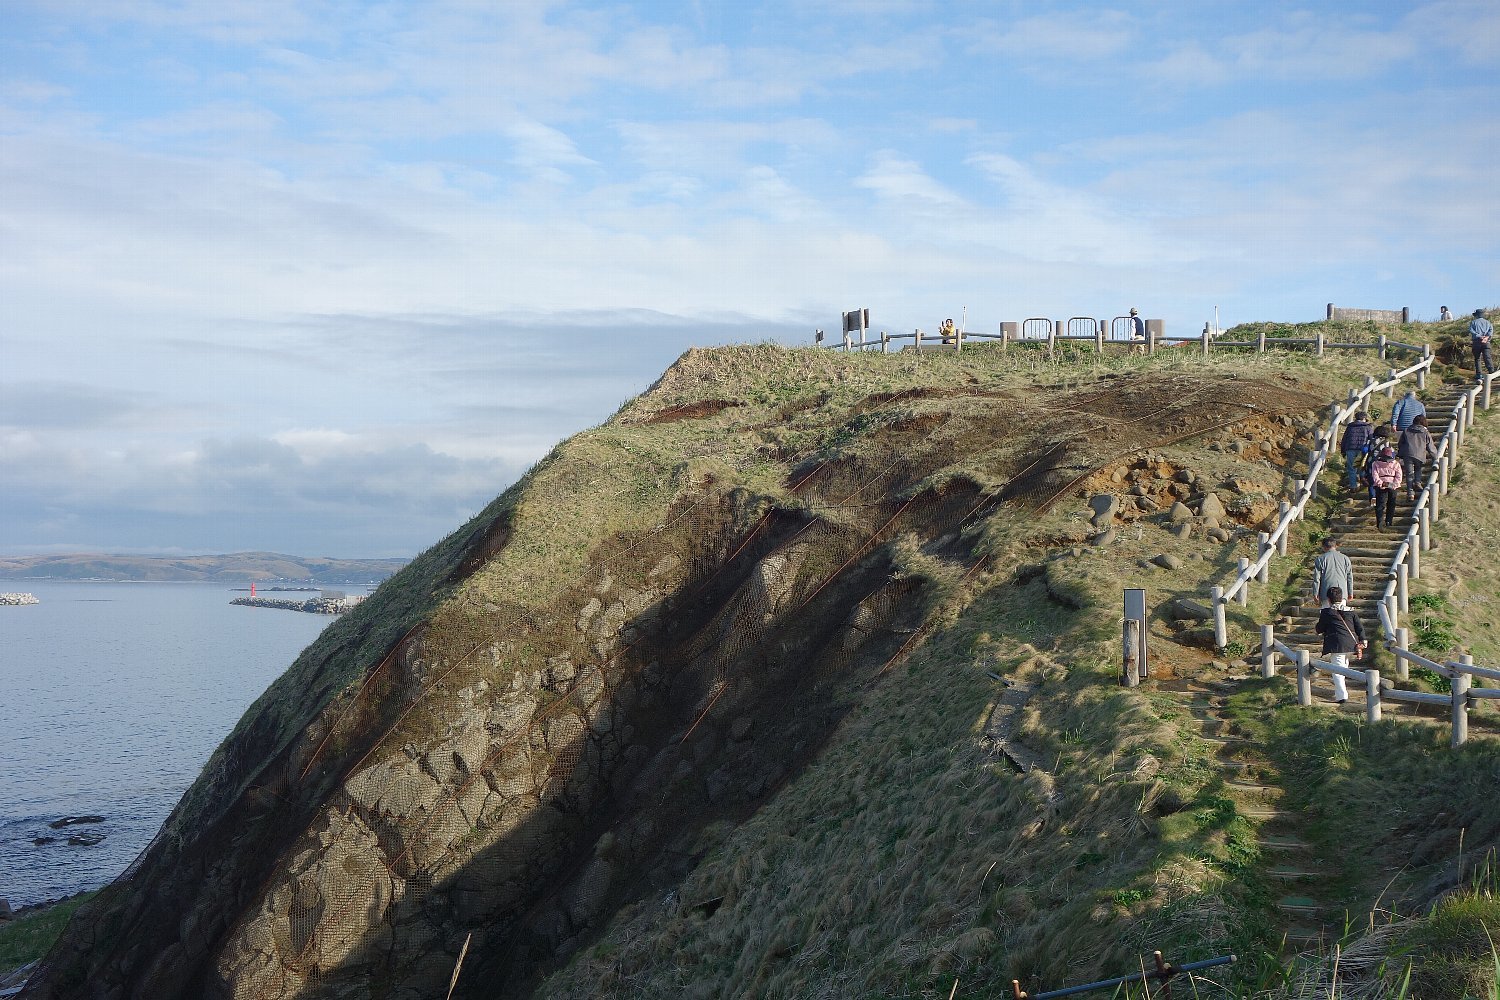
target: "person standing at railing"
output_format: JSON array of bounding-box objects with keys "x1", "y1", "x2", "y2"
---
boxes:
[
  {"x1": 1397, "y1": 415, "x2": 1435, "y2": 504},
  {"x1": 1315, "y1": 585, "x2": 1365, "y2": 705},
  {"x1": 1391, "y1": 389, "x2": 1426, "y2": 433},
  {"x1": 1311, "y1": 537, "x2": 1354, "y2": 609},
  {"x1": 939, "y1": 318, "x2": 958, "y2": 345},
  {"x1": 1470, "y1": 309, "x2": 1495, "y2": 382},
  {"x1": 1339, "y1": 410, "x2": 1374, "y2": 492},
  {"x1": 1369, "y1": 445, "x2": 1403, "y2": 532}
]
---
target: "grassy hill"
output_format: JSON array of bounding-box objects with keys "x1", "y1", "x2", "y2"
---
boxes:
[{"x1": 19, "y1": 326, "x2": 1500, "y2": 999}]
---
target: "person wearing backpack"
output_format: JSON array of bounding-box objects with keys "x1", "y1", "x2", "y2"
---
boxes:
[
  {"x1": 1362, "y1": 422, "x2": 1394, "y2": 505},
  {"x1": 1471, "y1": 308, "x2": 1495, "y2": 381},
  {"x1": 1369, "y1": 445, "x2": 1403, "y2": 531},
  {"x1": 1338, "y1": 411, "x2": 1374, "y2": 492},
  {"x1": 1315, "y1": 585, "x2": 1365, "y2": 705},
  {"x1": 1397, "y1": 415, "x2": 1435, "y2": 503}
]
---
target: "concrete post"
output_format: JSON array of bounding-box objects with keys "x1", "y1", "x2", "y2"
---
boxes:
[
  {"x1": 914, "y1": 327, "x2": 922, "y2": 351},
  {"x1": 1467, "y1": 389, "x2": 1477, "y2": 429},
  {"x1": 1366, "y1": 669, "x2": 1381, "y2": 724},
  {"x1": 1398, "y1": 561, "x2": 1409, "y2": 614},
  {"x1": 1211, "y1": 586, "x2": 1227, "y2": 649},
  {"x1": 1048, "y1": 321, "x2": 1057, "y2": 355},
  {"x1": 1387, "y1": 369, "x2": 1397, "y2": 399},
  {"x1": 1417, "y1": 360, "x2": 1428, "y2": 390},
  {"x1": 1261, "y1": 624, "x2": 1276, "y2": 678},
  {"x1": 1296, "y1": 649, "x2": 1312, "y2": 706},
  {"x1": 1484, "y1": 374, "x2": 1493, "y2": 410},
  {"x1": 1409, "y1": 532, "x2": 1421, "y2": 579},
  {"x1": 1420, "y1": 506, "x2": 1431, "y2": 551},
  {"x1": 1293, "y1": 478, "x2": 1306, "y2": 505},
  {"x1": 1394, "y1": 627, "x2": 1409, "y2": 681},
  {"x1": 1316, "y1": 331, "x2": 1326, "y2": 357},
  {"x1": 1378, "y1": 333, "x2": 1388, "y2": 360},
  {"x1": 1386, "y1": 593, "x2": 1399, "y2": 633},
  {"x1": 881, "y1": 331, "x2": 889, "y2": 353},
  {"x1": 1236, "y1": 558, "x2": 1250, "y2": 606},
  {"x1": 1277, "y1": 502, "x2": 1290, "y2": 554},
  {"x1": 1257, "y1": 532, "x2": 1271, "y2": 583},
  {"x1": 1202, "y1": 322, "x2": 1210, "y2": 357},
  {"x1": 1453, "y1": 657, "x2": 1472, "y2": 748},
  {"x1": 1257, "y1": 329, "x2": 1266, "y2": 354},
  {"x1": 1440, "y1": 452, "x2": 1450, "y2": 496},
  {"x1": 1430, "y1": 480, "x2": 1441, "y2": 522}
]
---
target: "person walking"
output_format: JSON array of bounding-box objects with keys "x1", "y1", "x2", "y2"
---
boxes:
[
  {"x1": 1397, "y1": 415, "x2": 1435, "y2": 502},
  {"x1": 1471, "y1": 308, "x2": 1495, "y2": 381},
  {"x1": 1369, "y1": 445, "x2": 1403, "y2": 531},
  {"x1": 1391, "y1": 390, "x2": 1426, "y2": 433},
  {"x1": 1364, "y1": 422, "x2": 1394, "y2": 504},
  {"x1": 1315, "y1": 586, "x2": 1365, "y2": 705},
  {"x1": 1311, "y1": 537, "x2": 1354, "y2": 608},
  {"x1": 1339, "y1": 410, "x2": 1374, "y2": 491}
]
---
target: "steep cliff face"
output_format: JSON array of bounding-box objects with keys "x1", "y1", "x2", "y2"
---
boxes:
[{"x1": 25, "y1": 344, "x2": 1361, "y2": 999}]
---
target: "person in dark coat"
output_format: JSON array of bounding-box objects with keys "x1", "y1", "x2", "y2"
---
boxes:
[
  {"x1": 1471, "y1": 308, "x2": 1495, "y2": 381},
  {"x1": 1397, "y1": 415, "x2": 1435, "y2": 502},
  {"x1": 1315, "y1": 585, "x2": 1365, "y2": 704},
  {"x1": 1339, "y1": 411, "x2": 1374, "y2": 491}
]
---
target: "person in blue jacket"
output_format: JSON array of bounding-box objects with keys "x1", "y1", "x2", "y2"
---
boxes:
[
  {"x1": 1471, "y1": 308, "x2": 1495, "y2": 381},
  {"x1": 1391, "y1": 390, "x2": 1426, "y2": 433}
]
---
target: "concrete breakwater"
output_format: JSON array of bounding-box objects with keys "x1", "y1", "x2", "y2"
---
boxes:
[
  {"x1": 230, "y1": 595, "x2": 363, "y2": 615},
  {"x1": 1, "y1": 592, "x2": 39, "y2": 606}
]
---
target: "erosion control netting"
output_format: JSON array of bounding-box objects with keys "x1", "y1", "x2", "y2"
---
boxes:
[{"x1": 27, "y1": 371, "x2": 1325, "y2": 1000}]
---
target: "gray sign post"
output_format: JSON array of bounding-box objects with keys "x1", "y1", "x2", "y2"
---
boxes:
[{"x1": 1123, "y1": 588, "x2": 1148, "y2": 684}]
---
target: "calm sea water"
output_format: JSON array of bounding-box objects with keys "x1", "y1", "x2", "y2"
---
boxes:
[{"x1": 0, "y1": 581, "x2": 337, "y2": 908}]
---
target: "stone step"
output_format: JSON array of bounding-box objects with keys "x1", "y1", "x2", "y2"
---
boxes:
[
  {"x1": 1276, "y1": 895, "x2": 1324, "y2": 916},
  {"x1": 1261, "y1": 835, "x2": 1313, "y2": 851},
  {"x1": 1266, "y1": 866, "x2": 1320, "y2": 880}
]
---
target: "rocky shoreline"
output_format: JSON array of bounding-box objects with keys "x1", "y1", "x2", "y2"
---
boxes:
[{"x1": 0, "y1": 593, "x2": 38, "y2": 606}]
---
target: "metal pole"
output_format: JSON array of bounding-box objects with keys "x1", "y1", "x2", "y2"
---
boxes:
[{"x1": 1296, "y1": 649, "x2": 1312, "y2": 706}]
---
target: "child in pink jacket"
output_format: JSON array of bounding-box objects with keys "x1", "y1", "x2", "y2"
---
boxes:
[{"x1": 1369, "y1": 445, "x2": 1403, "y2": 531}]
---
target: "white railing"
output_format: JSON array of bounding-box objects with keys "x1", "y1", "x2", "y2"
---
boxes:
[
  {"x1": 1254, "y1": 370, "x2": 1499, "y2": 747},
  {"x1": 1209, "y1": 351, "x2": 1436, "y2": 646}
]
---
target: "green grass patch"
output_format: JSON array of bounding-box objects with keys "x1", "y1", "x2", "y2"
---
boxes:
[{"x1": 0, "y1": 893, "x2": 94, "y2": 977}]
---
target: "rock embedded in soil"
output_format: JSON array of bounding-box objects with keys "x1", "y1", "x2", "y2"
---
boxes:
[
  {"x1": 1150, "y1": 554, "x2": 1183, "y2": 571},
  {"x1": 1169, "y1": 522, "x2": 1192, "y2": 540},
  {"x1": 1168, "y1": 501, "x2": 1193, "y2": 523},
  {"x1": 1198, "y1": 492, "x2": 1227, "y2": 520},
  {"x1": 1091, "y1": 528, "x2": 1116, "y2": 546}
]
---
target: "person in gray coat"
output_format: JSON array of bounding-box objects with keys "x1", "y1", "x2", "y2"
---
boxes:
[
  {"x1": 1311, "y1": 537, "x2": 1354, "y2": 608},
  {"x1": 1397, "y1": 415, "x2": 1435, "y2": 502},
  {"x1": 1391, "y1": 390, "x2": 1426, "y2": 432}
]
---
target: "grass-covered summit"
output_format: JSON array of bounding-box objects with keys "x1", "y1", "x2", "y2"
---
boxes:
[{"x1": 22, "y1": 331, "x2": 1500, "y2": 999}]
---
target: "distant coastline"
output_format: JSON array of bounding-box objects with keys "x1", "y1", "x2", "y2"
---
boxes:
[{"x1": 0, "y1": 551, "x2": 407, "y2": 586}]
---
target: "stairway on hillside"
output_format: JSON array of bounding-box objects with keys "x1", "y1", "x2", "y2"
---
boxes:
[{"x1": 1272, "y1": 382, "x2": 1471, "y2": 705}]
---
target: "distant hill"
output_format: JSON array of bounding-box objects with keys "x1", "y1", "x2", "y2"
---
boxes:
[{"x1": 0, "y1": 551, "x2": 408, "y2": 584}]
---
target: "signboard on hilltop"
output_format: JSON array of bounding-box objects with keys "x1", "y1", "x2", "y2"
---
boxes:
[{"x1": 842, "y1": 308, "x2": 870, "y2": 347}]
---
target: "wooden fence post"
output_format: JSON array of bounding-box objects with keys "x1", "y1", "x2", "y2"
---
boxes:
[
  {"x1": 1257, "y1": 329, "x2": 1266, "y2": 353},
  {"x1": 1386, "y1": 592, "x2": 1399, "y2": 633},
  {"x1": 1453, "y1": 657, "x2": 1472, "y2": 748},
  {"x1": 1408, "y1": 532, "x2": 1421, "y2": 579},
  {"x1": 1236, "y1": 559, "x2": 1250, "y2": 606},
  {"x1": 1316, "y1": 331, "x2": 1326, "y2": 357},
  {"x1": 881, "y1": 331, "x2": 889, "y2": 353},
  {"x1": 1257, "y1": 533, "x2": 1271, "y2": 583},
  {"x1": 1366, "y1": 669, "x2": 1381, "y2": 723},
  {"x1": 1296, "y1": 650, "x2": 1312, "y2": 706},
  {"x1": 1484, "y1": 374, "x2": 1493, "y2": 410},
  {"x1": 1467, "y1": 389, "x2": 1478, "y2": 429},
  {"x1": 1418, "y1": 357, "x2": 1428, "y2": 390},
  {"x1": 1277, "y1": 502, "x2": 1290, "y2": 554},
  {"x1": 1393, "y1": 626, "x2": 1409, "y2": 681},
  {"x1": 914, "y1": 327, "x2": 922, "y2": 351},
  {"x1": 1211, "y1": 586, "x2": 1227, "y2": 649},
  {"x1": 1419, "y1": 507, "x2": 1431, "y2": 551},
  {"x1": 1439, "y1": 452, "x2": 1450, "y2": 496},
  {"x1": 1122, "y1": 618, "x2": 1140, "y2": 687},
  {"x1": 1048, "y1": 321, "x2": 1057, "y2": 355},
  {"x1": 1430, "y1": 479, "x2": 1441, "y2": 522},
  {"x1": 1261, "y1": 624, "x2": 1276, "y2": 678},
  {"x1": 1378, "y1": 333, "x2": 1388, "y2": 360},
  {"x1": 1095, "y1": 323, "x2": 1104, "y2": 353},
  {"x1": 1397, "y1": 561, "x2": 1409, "y2": 614},
  {"x1": 1293, "y1": 478, "x2": 1307, "y2": 505}
]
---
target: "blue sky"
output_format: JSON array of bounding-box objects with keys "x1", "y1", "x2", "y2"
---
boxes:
[{"x1": 2, "y1": 1, "x2": 1496, "y2": 558}]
